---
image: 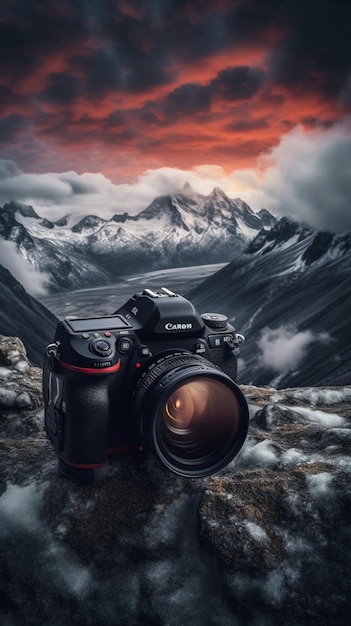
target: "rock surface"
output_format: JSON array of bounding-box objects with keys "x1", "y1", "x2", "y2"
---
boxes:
[{"x1": 0, "y1": 335, "x2": 350, "y2": 625}]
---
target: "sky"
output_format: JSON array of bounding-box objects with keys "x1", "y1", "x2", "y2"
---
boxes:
[{"x1": 0, "y1": 0, "x2": 351, "y2": 231}]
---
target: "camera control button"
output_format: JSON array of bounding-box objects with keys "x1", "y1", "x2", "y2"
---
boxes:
[
  {"x1": 81, "y1": 333, "x2": 90, "y2": 340},
  {"x1": 222, "y1": 335, "x2": 234, "y2": 344},
  {"x1": 118, "y1": 337, "x2": 133, "y2": 353},
  {"x1": 139, "y1": 345, "x2": 151, "y2": 357},
  {"x1": 208, "y1": 335, "x2": 223, "y2": 348},
  {"x1": 194, "y1": 341, "x2": 207, "y2": 355},
  {"x1": 201, "y1": 313, "x2": 228, "y2": 330},
  {"x1": 208, "y1": 334, "x2": 235, "y2": 348},
  {"x1": 92, "y1": 339, "x2": 112, "y2": 356}
]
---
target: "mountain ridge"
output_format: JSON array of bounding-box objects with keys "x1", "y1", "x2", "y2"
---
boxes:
[
  {"x1": 188, "y1": 216, "x2": 351, "y2": 388},
  {"x1": 0, "y1": 263, "x2": 58, "y2": 366},
  {"x1": 0, "y1": 187, "x2": 275, "y2": 292}
]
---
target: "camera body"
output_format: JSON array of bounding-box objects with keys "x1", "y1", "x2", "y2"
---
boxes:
[{"x1": 43, "y1": 288, "x2": 248, "y2": 482}]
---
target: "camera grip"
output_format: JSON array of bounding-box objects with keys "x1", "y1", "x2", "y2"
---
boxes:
[
  {"x1": 61, "y1": 371, "x2": 110, "y2": 467},
  {"x1": 211, "y1": 349, "x2": 238, "y2": 382}
]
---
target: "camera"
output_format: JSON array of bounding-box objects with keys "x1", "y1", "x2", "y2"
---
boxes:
[{"x1": 43, "y1": 288, "x2": 249, "y2": 483}]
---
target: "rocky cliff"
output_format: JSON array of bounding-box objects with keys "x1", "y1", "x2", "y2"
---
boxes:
[
  {"x1": 0, "y1": 335, "x2": 350, "y2": 625},
  {"x1": 0, "y1": 263, "x2": 58, "y2": 366}
]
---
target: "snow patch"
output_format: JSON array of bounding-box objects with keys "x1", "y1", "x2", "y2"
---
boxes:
[
  {"x1": 0, "y1": 482, "x2": 45, "y2": 534},
  {"x1": 0, "y1": 482, "x2": 92, "y2": 597},
  {"x1": 0, "y1": 387, "x2": 31, "y2": 408},
  {"x1": 244, "y1": 521, "x2": 269, "y2": 543},
  {"x1": 237, "y1": 439, "x2": 279, "y2": 468},
  {"x1": 0, "y1": 367, "x2": 12, "y2": 379},
  {"x1": 306, "y1": 472, "x2": 333, "y2": 498},
  {"x1": 280, "y1": 448, "x2": 309, "y2": 467},
  {"x1": 291, "y1": 387, "x2": 351, "y2": 405},
  {"x1": 292, "y1": 406, "x2": 345, "y2": 428}
]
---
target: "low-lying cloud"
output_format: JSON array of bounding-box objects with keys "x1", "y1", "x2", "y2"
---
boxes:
[
  {"x1": 1, "y1": 119, "x2": 351, "y2": 233},
  {"x1": 0, "y1": 240, "x2": 49, "y2": 295},
  {"x1": 232, "y1": 119, "x2": 351, "y2": 233},
  {"x1": 258, "y1": 325, "x2": 331, "y2": 375},
  {"x1": 0, "y1": 160, "x2": 232, "y2": 221}
]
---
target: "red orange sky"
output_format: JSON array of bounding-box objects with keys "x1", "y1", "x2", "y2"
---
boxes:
[{"x1": 0, "y1": 0, "x2": 350, "y2": 183}]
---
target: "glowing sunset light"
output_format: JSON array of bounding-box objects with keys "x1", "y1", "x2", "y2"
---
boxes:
[{"x1": 0, "y1": 0, "x2": 350, "y2": 231}]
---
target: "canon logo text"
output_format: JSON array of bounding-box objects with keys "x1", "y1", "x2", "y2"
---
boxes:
[{"x1": 165, "y1": 322, "x2": 193, "y2": 331}]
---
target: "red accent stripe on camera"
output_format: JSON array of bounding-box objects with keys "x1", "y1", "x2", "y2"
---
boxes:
[
  {"x1": 60, "y1": 456, "x2": 106, "y2": 469},
  {"x1": 58, "y1": 359, "x2": 121, "y2": 374}
]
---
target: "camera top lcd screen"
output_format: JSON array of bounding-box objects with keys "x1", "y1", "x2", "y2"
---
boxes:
[{"x1": 66, "y1": 315, "x2": 131, "y2": 332}]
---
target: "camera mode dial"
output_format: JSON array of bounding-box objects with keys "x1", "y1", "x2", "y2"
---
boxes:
[
  {"x1": 91, "y1": 338, "x2": 113, "y2": 357},
  {"x1": 201, "y1": 313, "x2": 228, "y2": 330}
]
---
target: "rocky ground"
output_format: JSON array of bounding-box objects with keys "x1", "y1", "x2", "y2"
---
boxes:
[{"x1": 0, "y1": 334, "x2": 350, "y2": 625}]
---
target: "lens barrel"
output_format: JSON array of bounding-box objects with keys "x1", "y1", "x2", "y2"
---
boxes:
[{"x1": 133, "y1": 354, "x2": 249, "y2": 477}]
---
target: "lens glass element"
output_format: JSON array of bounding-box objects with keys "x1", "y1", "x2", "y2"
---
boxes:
[
  {"x1": 156, "y1": 376, "x2": 244, "y2": 472},
  {"x1": 133, "y1": 354, "x2": 249, "y2": 477}
]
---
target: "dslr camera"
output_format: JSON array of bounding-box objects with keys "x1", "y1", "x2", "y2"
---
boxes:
[{"x1": 43, "y1": 288, "x2": 249, "y2": 483}]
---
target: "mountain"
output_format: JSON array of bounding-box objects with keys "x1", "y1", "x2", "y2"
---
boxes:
[
  {"x1": 0, "y1": 189, "x2": 275, "y2": 292},
  {"x1": 188, "y1": 217, "x2": 351, "y2": 388},
  {"x1": 0, "y1": 263, "x2": 58, "y2": 366},
  {"x1": 0, "y1": 201, "x2": 115, "y2": 291}
]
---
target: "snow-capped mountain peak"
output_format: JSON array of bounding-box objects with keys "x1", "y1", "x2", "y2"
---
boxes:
[{"x1": 0, "y1": 187, "x2": 276, "y2": 291}]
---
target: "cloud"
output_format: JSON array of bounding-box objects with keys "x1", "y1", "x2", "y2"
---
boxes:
[
  {"x1": 231, "y1": 119, "x2": 351, "y2": 233},
  {"x1": 211, "y1": 66, "x2": 265, "y2": 101},
  {"x1": 257, "y1": 325, "x2": 330, "y2": 375},
  {"x1": 1, "y1": 0, "x2": 351, "y2": 182},
  {"x1": 0, "y1": 159, "x2": 21, "y2": 180},
  {"x1": 0, "y1": 240, "x2": 49, "y2": 295},
  {"x1": 1, "y1": 118, "x2": 351, "y2": 235},
  {"x1": 267, "y1": 1, "x2": 351, "y2": 100},
  {"x1": 0, "y1": 160, "x2": 233, "y2": 220}
]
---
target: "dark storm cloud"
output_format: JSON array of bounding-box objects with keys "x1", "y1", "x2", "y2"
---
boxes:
[
  {"x1": 267, "y1": 0, "x2": 351, "y2": 102},
  {"x1": 211, "y1": 66, "x2": 265, "y2": 101},
  {"x1": 161, "y1": 83, "x2": 211, "y2": 118},
  {"x1": 0, "y1": 1, "x2": 84, "y2": 81},
  {"x1": 0, "y1": 0, "x2": 282, "y2": 101},
  {"x1": 1, "y1": 0, "x2": 350, "y2": 105},
  {"x1": 43, "y1": 73, "x2": 81, "y2": 104},
  {"x1": 101, "y1": 64, "x2": 265, "y2": 138},
  {"x1": 0, "y1": 0, "x2": 350, "y2": 179},
  {"x1": 71, "y1": 42, "x2": 173, "y2": 98},
  {"x1": 155, "y1": 0, "x2": 283, "y2": 61},
  {"x1": 225, "y1": 117, "x2": 270, "y2": 133},
  {"x1": 145, "y1": 67, "x2": 265, "y2": 127},
  {"x1": 0, "y1": 114, "x2": 28, "y2": 142}
]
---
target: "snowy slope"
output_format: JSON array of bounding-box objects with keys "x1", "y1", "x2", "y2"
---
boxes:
[
  {"x1": 188, "y1": 217, "x2": 351, "y2": 387},
  {"x1": 0, "y1": 188, "x2": 275, "y2": 291}
]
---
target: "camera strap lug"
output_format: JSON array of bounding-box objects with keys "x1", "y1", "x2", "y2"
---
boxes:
[
  {"x1": 225, "y1": 333, "x2": 245, "y2": 357},
  {"x1": 46, "y1": 342, "x2": 60, "y2": 371}
]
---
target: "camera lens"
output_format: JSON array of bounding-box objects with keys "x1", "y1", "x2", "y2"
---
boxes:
[{"x1": 133, "y1": 355, "x2": 249, "y2": 477}]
